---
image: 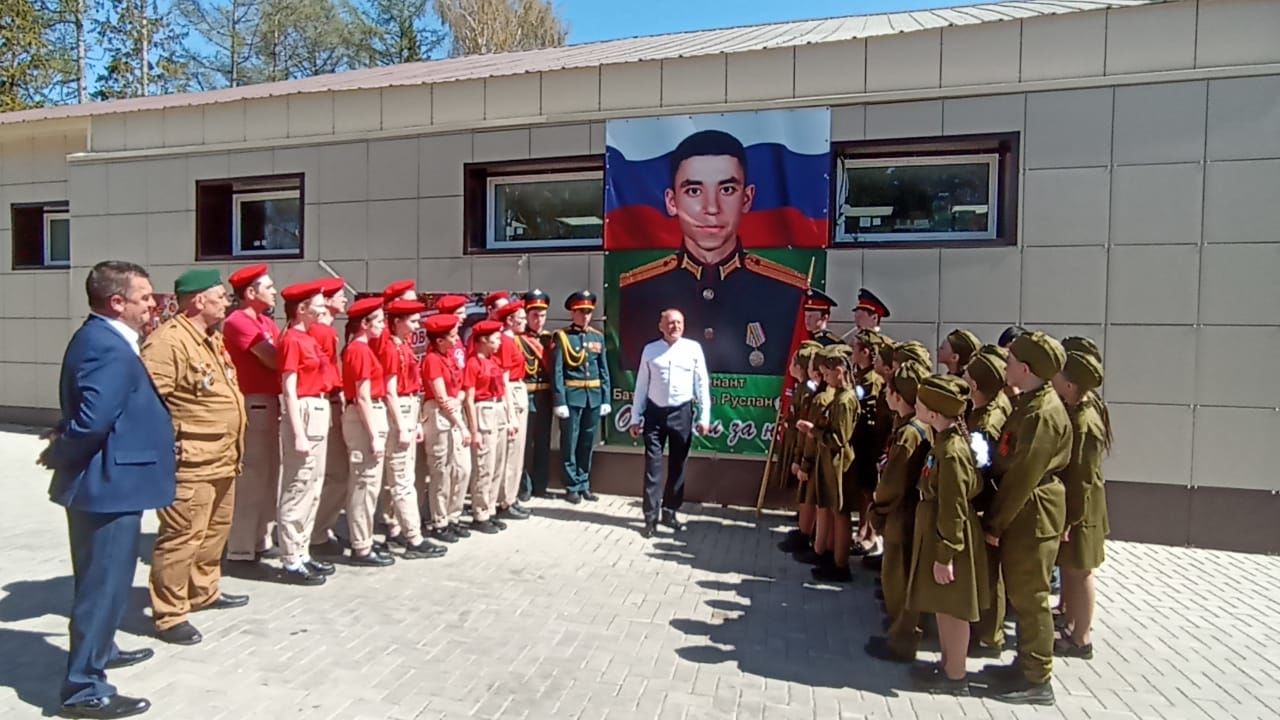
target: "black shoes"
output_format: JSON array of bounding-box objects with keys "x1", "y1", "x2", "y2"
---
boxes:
[
  {"x1": 60, "y1": 694, "x2": 151, "y2": 719},
  {"x1": 196, "y1": 592, "x2": 249, "y2": 611},
  {"x1": 810, "y1": 564, "x2": 853, "y2": 583},
  {"x1": 105, "y1": 648, "x2": 154, "y2": 670},
  {"x1": 564, "y1": 492, "x2": 582, "y2": 505},
  {"x1": 498, "y1": 504, "x2": 531, "y2": 520},
  {"x1": 450, "y1": 522, "x2": 471, "y2": 539},
  {"x1": 793, "y1": 549, "x2": 831, "y2": 567},
  {"x1": 431, "y1": 526, "x2": 459, "y2": 543},
  {"x1": 156, "y1": 621, "x2": 202, "y2": 646},
  {"x1": 863, "y1": 636, "x2": 913, "y2": 664},
  {"x1": 777, "y1": 530, "x2": 809, "y2": 553},
  {"x1": 280, "y1": 565, "x2": 326, "y2": 586},
  {"x1": 1054, "y1": 637, "x2": 1094, "y2": 659},
  {"x1": 306, "y1": 559, "x2": 336, "y2": 576},
  {"x1": 348, "y1": 551, "x2": 395, "y2": 567},
  {"x1": 385, "y1": 533, "x2": 409, "y2": 548},
  {"x1": 910, "y1": 663, "x2": 970, "y2": 696},
  {"x1": 641, "y1": 522, "x2": 657, "y2": 538},
  {"x1": 581, "y1": 491, "x2": 599, "y2": 502},
  {"x1": 991, "y1": 676, "x2": 1056, "y2": 705},
  {"x1": 659, "y1": 510, "x2": 687, "y2": 532},
  {"x1": 471, "y1": 519, "x2": 502, "y2": 534},
  {"x1": 489, "y1": 516, "x2": 508, "y2": 530},
  {"x1": 308, "y1": 539, "x2": 343, "y2": 558},
  {"x1": 403, "y1": 541, "x2": 448, "y2": 559}
]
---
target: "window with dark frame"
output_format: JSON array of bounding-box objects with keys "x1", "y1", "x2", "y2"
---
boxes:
[
  {"x1": 833, "y1": 133, "x2": 1019, "y2": 248},
  {"x1": 463, "y1": 156, "x2": 604, "y2": 254},
  {"x1": 10, "y1": 202, "x2": 71, "y2": 269},
  {"x1": 196, "y1": 174, "x2": 304, "y2": 260}
]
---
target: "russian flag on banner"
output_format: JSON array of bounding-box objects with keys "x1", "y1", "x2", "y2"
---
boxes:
[{"x1": 604, "y1": 109, "x2": 832, "y2": 251}]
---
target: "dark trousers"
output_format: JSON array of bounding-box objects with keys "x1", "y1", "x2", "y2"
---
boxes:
[
  {"x1": 560, "y1": 404, "x2": 601, "y2": 494},
  {"x1": 522, "y1": 391, "x2": 553, "y2": 496},
  {"x1": 642, "y1": 402, "x2": 693, "y2": 523},
  {"x1": 63, "y1": 509, "x2": 142, "y2": 705}
]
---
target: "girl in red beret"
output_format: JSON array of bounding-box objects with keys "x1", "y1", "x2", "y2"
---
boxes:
[
  {"x1": 463, "y1": 320, "x2": 509, "y2": 534},
  {"x1": 341, "y1": 298, "x2": 395, "y2": 567}
]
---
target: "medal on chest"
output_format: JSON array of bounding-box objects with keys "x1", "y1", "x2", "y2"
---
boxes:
[{"x1": 745, "y1": 322, "x2": 765, "y2": 368}]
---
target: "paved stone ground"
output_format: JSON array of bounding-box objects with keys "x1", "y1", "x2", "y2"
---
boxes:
[{"x1": 2, "y1": 426, "x2": 1279, "y2": 720}]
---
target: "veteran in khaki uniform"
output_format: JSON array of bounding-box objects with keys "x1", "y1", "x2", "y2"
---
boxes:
[{"x1": 141, "y1": 269, "x2": 249, "y2": 646}]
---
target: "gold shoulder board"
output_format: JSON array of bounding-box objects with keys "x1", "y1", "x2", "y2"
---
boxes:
[
  {"x1": 744, "y1": 254, "x2": 809, "y2": 289},
  {"x1": 619, "y1": 255, "x2": 679, "y2": 288}
]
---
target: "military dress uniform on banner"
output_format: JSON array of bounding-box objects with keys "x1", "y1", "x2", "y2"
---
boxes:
[
  {"x1": 551, "y1": 292, "x2": 611, "y2": 501},
  {"x1": 519, "y1": 292, "x2": 554, "y2": 499}
]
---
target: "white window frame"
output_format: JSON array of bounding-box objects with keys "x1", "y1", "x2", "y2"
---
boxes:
[
  {"x1": 231, "y1": 189, "x2": 302, "y2": 257},
  {"x1": 43, "y1": 211, "x2": 71, "y2": 267},
  {"x1": 836, "y1": 153, "x2": 1000, "y2": 243},
  {"x1": 486, "y1": 170, "x2": 604, "y2": 251}
]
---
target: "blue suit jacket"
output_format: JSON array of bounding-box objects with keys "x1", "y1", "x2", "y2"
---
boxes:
[{"x1": 47, "y1": 316, "x2": 176, "y2": 513}]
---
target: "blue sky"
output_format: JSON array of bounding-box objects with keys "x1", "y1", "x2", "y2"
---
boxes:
[{"x1": 557, "y1": 0, "x2": 967, "y2": 44}]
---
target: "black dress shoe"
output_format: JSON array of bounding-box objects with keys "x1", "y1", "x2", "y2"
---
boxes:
[
  {"x1": 431, "y1": 526, "x2": 459, "y2": 543},
  {"x1": 61, "y1": 694, "x2": 151, "y2": 719},
  {"x1": 372, "y1": 540, "x2": 391, "y2": 554},
  {"x1": 489, "y1": 516, "x2": 508, "y2": 530},
  {"x1": 403, "y1": 541, "x2": 448, "y2": 559},
  {"x1": 1053, "y1": 637, "x2": 1094, "y2": 659},
  {"x1": 863, "y1": 636, "x2": 913, "y2": 664},
  {"x1": 564, "y1": 492, "x2": 582, "y2": 504},
  {"x1": 305, "y1": 559, "x2": 336, "y2": 576},
  {"x1": 810, "y1": 564, "x2": 853, "y2": 583},
  {"x1": 792, "y1": 548, "x2": 831, "y2": 567},
  {"x1": 641, "y1": 522, "x2": 657, "y2": 538},
  {"x1": 156, "y1": 621, "x2": 202, "y2": 646},
  {"x1": 196, "y1": 592, "x2": 249, "y2": 611},
  {"x1": 497, "y1": 505, "x2": 530, "y2": 520},
  {"x1": 450, "y1": 522, "x2": 471, "y2": 538},
  {"x1": 991, "y1": 677, "x2": 1055, "y2": 705},
  {"x1": 659, "y1": 510, "x2": 687, "y2": 532},
  {"x1": 471, "y1": 519, "x2": 502, "y2": 534},
  {"x1": 348, "y1": 551, "x2": 395, "y2": 567},
  {"x1": 581, "y1": 491, "x2": 599, "y2": 502},
  {"x1": 105, "y1": 648, "x2": 154, "y2": 670},
  {"x1": 385, "y1": 533, "x2": 408, "y2": 548},
  {"x1": 777, "y1": 532, "x2": 810, "y2": 553},
  {"x1": 279, "y1": 566, "x2": 326, "y2": 586}
]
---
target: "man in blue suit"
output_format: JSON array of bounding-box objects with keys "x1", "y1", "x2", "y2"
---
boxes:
[{"x1": 38, "y1": 261, "x2": 176, "y2": 719}]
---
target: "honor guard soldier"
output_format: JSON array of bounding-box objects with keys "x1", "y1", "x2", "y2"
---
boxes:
[
  {"x1": 519, "y1": 290, "x2": 554, "y2": 500},
  {"x1": 141, "y1": 268, "x2": 248, "y2": 646},
  {"x1": 551, "y1": 291, "x2": 611, "y2": 504},
  {"x1": 854, "y1": 288, "x2": 890, "y2": 332},
  {"x1": 803, "y1": 288, "x2": 842, "y2": 347}
]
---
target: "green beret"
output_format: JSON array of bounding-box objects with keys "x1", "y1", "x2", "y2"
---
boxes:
[
  {"x1": 964, "y1": 350, "x2": 1008, "y2": 397},
  {"x1": 1062, "y1": 351, "x2": 1104, "y2": 391},
  {"x1": 1010, "y1": 331, "x2": 1066, "y2": 381},
  {"x1": 894, "y1": 341, "x2": 933, "y2": 370},
  {"x1": 918, "y1": 374, "x2": 970, "y2": 419},
  {"x1": 1062, "y1": 336, "x2": 1102, "y2": 362},
  {"x1": 890, "y1": 363, "x2": 930, "y2": 405},
  {"x1": 946, "y1": 329, "x2": 981, "y2": 364},
  {"x1": 174, "y1": 268, "x2": 223, "y2": 295}
]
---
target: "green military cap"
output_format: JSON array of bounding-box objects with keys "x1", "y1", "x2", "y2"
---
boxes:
[
  {"x1": 174, "y1": 268, "x2": 223, "y2": 295},
  {"x1": 1062, "y1": 350, "x2": 1104, "y2": 391},
  {"x1": 946, "y1": 328, "x2": 981, "y2": 364},
  {"x1": 817, "y1": 344, "x2": 852, "y2": 368},
  {"x1": 890, "y1": 362, "x2": 930, "y2": 405},
  {"x1": 795, "y1": 345, "x2": 819, "y2": 367},
  {"x1": 1010, "y1": 331, "x2": 1066, "y2": 381},
  {"x1": 876, "y1": 335, "x2": 897, "y2": 366},
  {"x1": 964, "y1": 349, "x2": 1008, "y2": 397},
  {"x1": 799, "y1": 340, "x2": 823, "y2": 351},
  {"x1": 894, "y1": 340, "x2": 933, "y2": 370},
  {"x1": 855, "y1": 329, "x2": 887, "y2": 352},
  {"x1": 918, "y1": 374, "x2": 970, "y2": 418},
  {"x1": 1062, "y1": 336, "x2": 1102, "y2": 362}
]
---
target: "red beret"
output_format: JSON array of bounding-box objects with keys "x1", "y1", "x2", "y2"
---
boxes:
[
  {"x1": 471, "y1": 319, "x2": 503, "y2": 337},
  {"x1": 382, "y1": 279, "x2": 416, "y2": 300},
  {"x1": 424, "y1": 314, "x2": 459, "y2": 336},
  {"x1": 280, "y1": 280, "x2": 324, "y2": 302},
  {"x1": 484, "y1": 290, "x2": 510, "y2": 307},
  {"x1": 228, "y1": 264, "x2": 269, "y2": 292},
  {"x1": 317, "y1": 277, "x2": 345, "y2": 297},
  {"x1": 385, "y1": 300, "x2": 426, "y2": 317},
  {"x1": 434, "y1": 295, "x2": 469, "y2": 314},
  {"x1": 494, "y1": 300, "x2": 525, "y2": 321},
  {"x1": 347, "y1": 297, "x2": 384, "y2": 321}
]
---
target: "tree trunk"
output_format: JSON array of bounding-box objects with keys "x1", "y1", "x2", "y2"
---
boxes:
[
  {"x1": 139, "y1": 0, "x2": 150, "y2": 95},
  {"x1": 76, "y1": 0, "x2": 87, "y2": 103}
]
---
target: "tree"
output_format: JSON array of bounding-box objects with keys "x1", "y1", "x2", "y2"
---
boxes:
[
  {"x1": 253, "y1": 0, "x2": 361, "y2": 82},
  {"x1": 434, "y1": 0, "x2": 566, "y2": 57},
  {"x1": 352, "y1": 0, "x2": 445, "y2": 66},
  {"x1": 93, "y1": 0, "x2": 192, "y2": 99},
  {"x1": 178, "y1": 0, "x2": 261, "y2": 88},
  {"x1": 0, "y1": 1, "x2": 67, "y2": 110}
]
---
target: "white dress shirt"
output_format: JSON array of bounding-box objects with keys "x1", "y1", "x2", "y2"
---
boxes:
[
  {"x1": 632, "y1": 336, "x2": 711, "y2": 426},
  {"x1": 92, "y1": 312, "x2": 141, "y2": 356}
]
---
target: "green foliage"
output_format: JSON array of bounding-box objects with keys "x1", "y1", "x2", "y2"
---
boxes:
[
  {"x1": 0, "y1": 0, "x2": 69, "y2": 110},
  {"x1": 434, "y1": 0, "x2": 567, "y2": 57}
]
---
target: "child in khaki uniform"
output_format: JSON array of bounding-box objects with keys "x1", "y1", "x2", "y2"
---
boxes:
[{"x1": 797, "y1": 346, "x2": 859, "y2": 581}]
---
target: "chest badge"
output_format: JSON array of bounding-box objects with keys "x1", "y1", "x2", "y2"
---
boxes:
[{"x1": 745, "y1": 322, "x2": 766, "y2": 368}]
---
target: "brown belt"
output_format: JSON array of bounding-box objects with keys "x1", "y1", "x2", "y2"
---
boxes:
[
  {"x1": 566, "y1": 379, "x2": 601, "y2": 389},
  {"x1": 526, "y1": 382, "x2": 550, "y2": 391}
]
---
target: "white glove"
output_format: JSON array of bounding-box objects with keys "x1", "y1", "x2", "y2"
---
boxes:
[
  {"x1": 600, "y1": 403, "x2": 612, "y2": 416},
  {"x1": 554, "y1": 405, "x2": 570, "y2": 419}
]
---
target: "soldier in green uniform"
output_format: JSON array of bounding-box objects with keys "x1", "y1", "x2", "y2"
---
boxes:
[
  {"x1": 850, "y1": 330, "x2": 887, "y2": 561},
  {"x1": 551, "y1": 290, "x2": 611, "y2": 504},
  {"x1": 1051, "y1": 351, "x2": 1110, "y2": 660},
  {"x1": 518, "y1": 290, "x2": 554, "y2": 500},
  {"x1": 803, "y1": 289, "x2": 842, "y2": 347},
  {"x1": 798, "y1": 346, "x2": 859, "y2": 583},
  {"x1": 939, "y1": 328, "x2": 981, "y2": 376},
  {"x1": 980, "y1": 332, "x2": 1071, "y2": 706}
]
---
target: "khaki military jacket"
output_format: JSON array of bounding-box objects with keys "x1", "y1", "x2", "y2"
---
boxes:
[
  {"x1": 871, "y1": 417, "x2": 932, "y2": 543},
  {"x1": 988, "y1": 382, "x2": 1070, "y2": 538}
]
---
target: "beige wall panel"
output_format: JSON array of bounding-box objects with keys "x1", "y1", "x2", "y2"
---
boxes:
[
  {"x1": 600, "y1": 62, "x2": 663, "y2": 111},
  {"x1": 287, "y1": 93, "x2": 334, "y2": 138},
  {"x1": 91, "y1": 115, "x2": 126, "y2": 152},
  {"x1": 485, "y1": 74, "x2": 541, "y2": 120},
  {"x1": 1192, "y1": 406, "x2": 1279, "y2": 491},
  {"x1": 433, "y1": 80, "x2": 486, "y2": 124},
  {"x1": 1203, "y1": 159, "x2": 1280, "y2": 244},
  {"x1": 333, "y1": 89, "x2": 381, "y2": 134},
  {"x1": 186, "y1": 154, "x2": 231, "y2": 215},
  {"x1": 661, "y1": 55, "x2": 727, "y2": 107},
  {"x1": 30, "y1": 134, "x2": 67, "y2": 183},
  {"x1": 942, "y1": 94, "x2": 1024, "y2": 135},
  {"x1": 1200, "y1": 243, "x2": 1280, "y2": 326},
  {"x1": 1196, "y1": 326, "x2": 1280, "y2": 407},
  {"x1": 6, "y1": 363, "x2": 38, "y2": 408},
  {"x1": 35, "y1": 313, "x2": 68, "y2": 361},
  {"x1": 315, "y1": 143, "x2": 368, "y2": 204},
  {"x1": 124, "y1": 112, "x2": 163, "y2": 151},
  {"x1": 68, "y1": 163, "x2": 108, "y2": 217},
  {"x1": 1105, "y1": 2, "x2": 1196, "y2": 75},
  {"x1": 862, "y1": 248, "x2": 940, "y2": 324},
  {"x1": 1022, "y1": 168, "x2": 1110, "y2": 246},
  {"x1": 163, "y1": 107, "x2": 204, "y2": 148},
  {"x1": 1025, "y1": 88, "x2": 1113, "y2": 169},
  {"x1": 1206, "y1": 76, "x2": 1280, "y2": 161},
  {"x1": 474, "y1": 129, "x2": 530, "y2": 162},
  {"x1": 203, "y1": 102, "x2": 246, "y2": 145},
  {"x1": 245, "y1": 98, "x2": 289, "y2": 142},
  {"x1": 65, "y1": 132, "x2": 86, "y2": 155},
  {"x1": 1021, "y1": 246, "x2": 1107, "y2": 325},
  {"x1": 300, "y1": 204, "x2": 319, "y2": 263},
  {"x1": 380, "y1": 85, "x2": 432, "y2": 130},
  {"x1": 2, "y1": 274, "x2": 35, "y2": 319},
  {"x1": 34, "y1": 363, "x2": 60, "y2": 409},
  {"x1": 867, "y1": 29, "x2": 940, "y2": 92},
  {"x1": 271, "y1": 146, "x2": 318, "y2": 182},
  {"x1": 102, "y1": 214, "x2": 148, "y2": 265},
  {"x1": 324, "y1": 260, "x2": 368, "y2": 291},
  {"x1": 0, "y1": 230, "x2": 10, "y2": 268},
  {"x1": 418, "y1": 257, "x2": 470, "y2": 292},
  {"x1": 1196, "y1": 0, "x2": 1280, "y2": 68},
  {"x1": 795, "y1": 40, "x2": 866, "y2": 97},
  {"x1": 1113, "y1": 82, "x2": 1207, "y2": 165},
  {"x1": 3, "y1": 181, "x2": 64, "y2": 207},
  {"x1": 417, "y1": 196, "x2": 463, "y2": 259},
  {"x1": 227, "y1": 150, "x2": 273, "y2": 178},
  {"x1": 470, "y1": 255, "x2": 528, "y2": 293},
  {"x1": 830, "y1": 106, "x2": 865, "y2": 142},
  {"x1": 5, "y1": 320, "x2": 37, "y2": 362},
  {"x1": 726, "y1": 48, "x2": 794, "y2": 102},
  {"x1": 1104, "y1": 325, "x2": 1196, "y2": 405},
  {"x1": 529, "y1": 254, "x2": 593, "y2": 316},
  {"x1": 1, "y1": 138, "x2": 33, "y2": 185},
  {"x1": 877, "y1": 322, "x2": 939, "y2": 357},
  {"x1": 35, "y1": 286, "x2": 68, "y2": 321},
  {"x1": 315, "y1": 202, "x2": 368, "y2": 261},
  {"x1": 106, "y1": 162, "x2": 148, "y2": 215},
  {"x1": 541, "y1": 67, "x2": 600, "y2": 115},
  {"x1": 1106, "y1": 403, "x2": 1191, "y2": 485},
  {"x1": 1107, "y1": 245, "x2": 1201, "y2": 325},
  {"x1": 366, "y1": 199, "x2": 418, "y2": 260},
  {"x1": 1021, "y1": 11, "x2": 1105, "y2": 81},
  {"x1": 531, "y1": 124, "x2": 592, "y2": 159},
  {"x1": 589, "y1": 123, "x2": 606, "y2": 154},
  {"x1": 865, "y1": 100, "x2": 943, "y2": 140},
  {"x1": 940, "y1": 21, "x2": 1021, "y2": 87},
  {"x1": 146, "y1": 211, "x2": 194, "y2": 267},
  {"x1": 1110, "y1": 163, "x2": 1203, "y2": 245},
  {"x1": 939, "y1": 246, "x2": 1021, "y2": 324},
  {"x1": 824, "y1": 249, "x2": 864, "y2": 311},
  {"x1": 419, "y1": 134, "x2": 472, "y2": 199},
  {"x1": 68, "y1": 215, "x2": 105, "y2": 267},
  {"x1": 368, "y1": 139, "x2": 420, "y2": 201}
]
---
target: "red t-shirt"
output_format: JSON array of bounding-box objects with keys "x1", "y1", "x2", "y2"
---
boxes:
[
  {"x1": 307, "y1": 322, "x2": 341, "y2": 393},
  {"x1": 278, "y1": 327, "x2": 331, "y2": 398},
  {"x1": 370, "y1": 333, "x2": 399, "y2": 386},
  {"x1": 343, "y1": 340, "x2": 386, "y2": 401},
  {"x1": 223, "y1": 308, "x2": 281, "y2": 395},
  {"x1": 498, "y1": 334, "x2": 527, "y2": 382},
  {"x1": 394, "y1": 338, "x2": 422, "y2": 395},
  {"x1": 422, "y1": 349, "x2": 463, "y2": 399},
  {"x1": 451, "y1": 340, "x2": 467, "y2": 373},
  {"x1": 464, "y1": 354, "x2": 505, "y2": 402}
]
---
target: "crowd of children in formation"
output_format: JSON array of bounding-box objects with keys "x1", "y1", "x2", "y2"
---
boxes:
[{"x1": 767, "y1": 288, "x2": 1111, "y2": 707}]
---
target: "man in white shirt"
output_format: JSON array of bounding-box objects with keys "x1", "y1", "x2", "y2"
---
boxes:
[{"x1": 629, "y1": 309, "x2": 711, "y2": 538}]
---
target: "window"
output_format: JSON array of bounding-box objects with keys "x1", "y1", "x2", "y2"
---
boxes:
[
  {"x1": 834, "y1": 133, "x2": 1019, "y2": 247},
  {"x1": 197, "y1": 174, "x2": 304, "y2": 259},
  {"x1": 464, "y1": 157, "x2": 604, "y2": 253},
  {"x1": 10, "y1": 202, "x2": 71, "y2": 269}
]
